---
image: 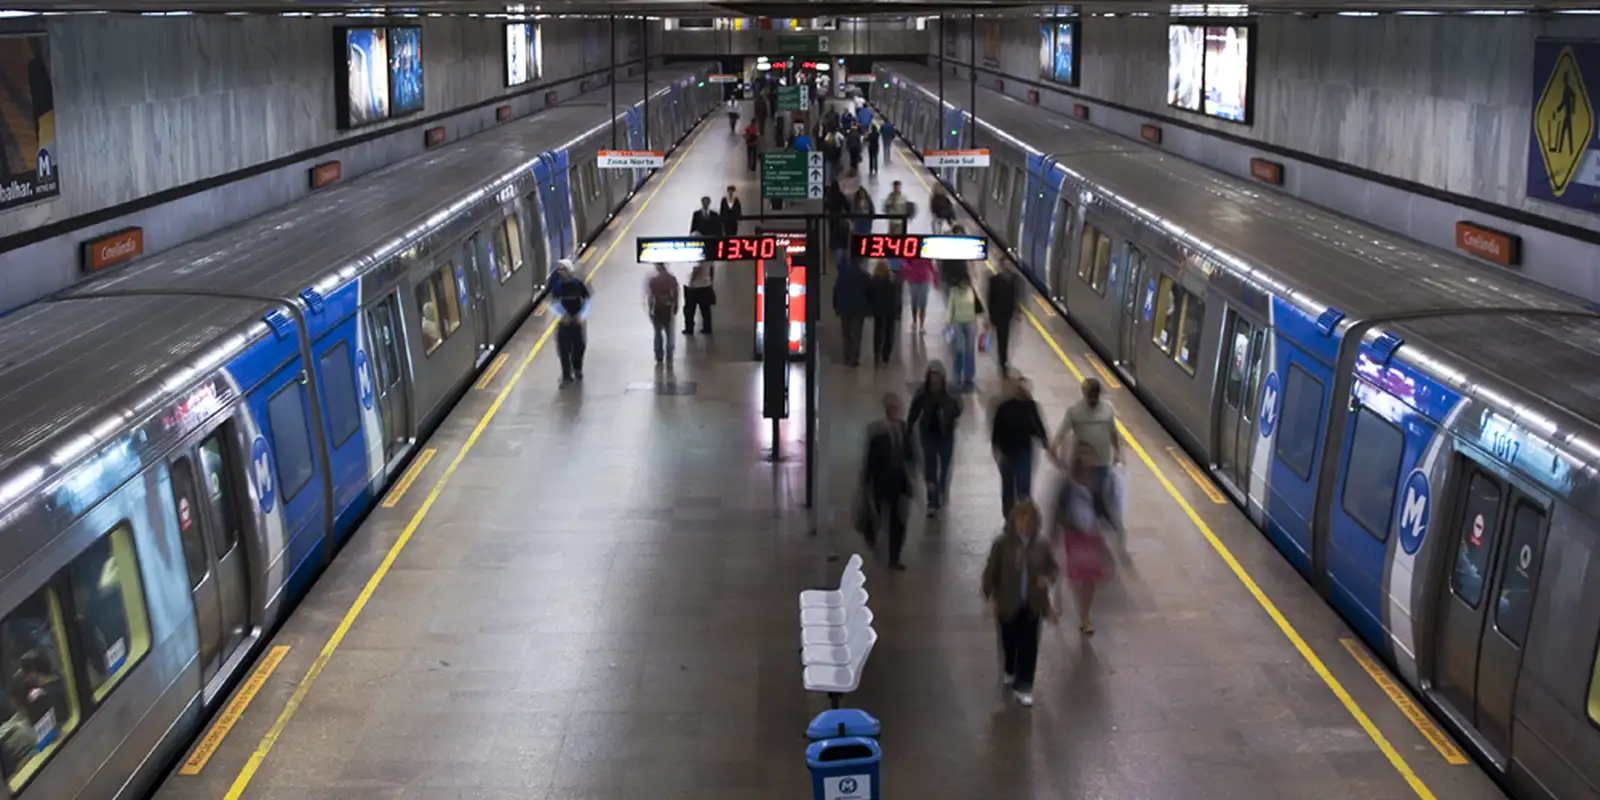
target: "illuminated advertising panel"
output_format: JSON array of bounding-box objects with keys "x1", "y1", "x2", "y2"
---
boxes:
[
  {"x1": 505, "y1": 23, "x2": 541, "y2": 87},
  {"x1": 1053, "y1": 23, "x2": 1077, "y2": 85},
  {"x1": 340, "y1": 27, "x2": 390, "y2": 128},
  {"x1": 388, "y1": 26, "x2": 424, "y2": 117},
  {"x1": 1203, "y1": 25, "x2": 1250, "y2": 122},
  {"x1": 1167, "y1": 25, "x2": 1204, "y2": 112}
]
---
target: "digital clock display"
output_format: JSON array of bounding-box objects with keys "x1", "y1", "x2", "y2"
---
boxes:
[
  {"x1": 850, "y1": 234, "x2": 988, "y2": 261},
  {"x1": 636, "y1": 236, "x2": 783, "y2": 263}
]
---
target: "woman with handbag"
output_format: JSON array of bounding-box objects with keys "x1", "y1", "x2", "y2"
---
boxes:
[{"x1": 981, "y1": 499, "x2": 1057, "y2": 708}]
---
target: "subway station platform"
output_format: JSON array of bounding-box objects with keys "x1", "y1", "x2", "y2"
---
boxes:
[{"x1": 154, "y1": 99, "x2": 1507, "y2": 800}]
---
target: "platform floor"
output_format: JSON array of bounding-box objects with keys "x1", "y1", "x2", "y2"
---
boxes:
[{"x1": 155, "y1": 100, "x2": 1507, "y2": 800}]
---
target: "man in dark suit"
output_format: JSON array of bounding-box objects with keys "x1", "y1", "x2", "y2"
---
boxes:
[
  {"x1": 860, "y1": 393, "x2": 916, "y2": 570},
  {"x1": 690, "y1": 196, "x2": 720, "y2": 238}
]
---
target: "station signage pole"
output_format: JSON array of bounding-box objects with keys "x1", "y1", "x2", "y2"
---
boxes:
[
  {"x1": 969, "y1": 9, "x2": 978, "y2": 148},
  {"x1": 642, "y1": 16, "x2": 650, "y2": 159},
  {"x1": 939, "y1": 14, "x2": 946, "y2": 124},
  {"x1": 609, "y1": 15, "x2": 618, "y2": 150}
]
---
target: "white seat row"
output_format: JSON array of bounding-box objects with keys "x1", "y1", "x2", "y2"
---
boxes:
[{"x1": 799, "y1": 554, "x2": 875, "y2": 708}]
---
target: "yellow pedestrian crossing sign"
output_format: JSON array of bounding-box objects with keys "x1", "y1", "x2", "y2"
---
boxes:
[{"x1": 1534, "y1": 46, "x2": 1593, "y2": 198}]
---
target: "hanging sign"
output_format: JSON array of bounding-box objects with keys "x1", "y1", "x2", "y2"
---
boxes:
[
  {"x1": 923, "y1": 149, "x2": 991, "y2": 168},
  {"x1": 709, "y1": 74, "x2": 740, "y2": 83},
  {"x1": 598, "y1": 150, "x2": 665, "y2": 168}
]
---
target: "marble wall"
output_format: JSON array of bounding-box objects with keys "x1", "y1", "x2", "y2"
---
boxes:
[
  {"x1": 934, "y1": 15, "x2": 1600, "y2": 300},
  {"x1": 0, "y1": 15, "x2": 656, "y2": 308}
]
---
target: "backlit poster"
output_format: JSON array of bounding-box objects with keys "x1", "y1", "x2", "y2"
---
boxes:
[
  {"x1": 0, "y1": 35, "x2": 58, "y2": 211},
  {"x1": 1053, "y1": 23, "x2": 1076, "y2": 85},
  {"x1": 505, "y1": 23, "x2": 540, "y2": 87},
  {"x1": 1167, "y1": 25, "x2": 1204, "y2": 112},
  {"x1": 755, "y1": 264, "x2": 807, "y2": 356},
  {"x1": 980, "y1": 20, "x2": 1001, "y2": 68},
  {"x1": 1038, "y1": 23, "x2": 1053, "y2": 80},
  {"x1": 344, "y1": 27, "x2": 390, "y2": 127},
  {"x1": 388, "y1": 26, "x2": 424, "y2": 117},
  {"x1": 1203, "y1": 26, "x2": 1249, "y2": 122}
]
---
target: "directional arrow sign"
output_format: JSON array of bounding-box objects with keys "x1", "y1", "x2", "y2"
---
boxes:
[
  {"x1": 807, "y1": 152, "x2": 823, "y2": 169},
  {"x1": 762, "y1": 151, "x2": 810, "y2": 200},
  {"x1": 810, "y1": 169, "x2": 822, "y2": 181},
  {"x1": 808, "y1": 184, "x2": 824, "y2": 199}
]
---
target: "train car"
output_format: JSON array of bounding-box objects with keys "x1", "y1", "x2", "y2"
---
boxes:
[
  {"x1": 0, "y1": 66, "x2": 716, "y2": 800},
  {"x1": 876, "y1": 62, "x2": 1600, "y2": 799}
]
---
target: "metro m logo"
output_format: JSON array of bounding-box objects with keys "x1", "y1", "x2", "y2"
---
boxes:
[{"x1": 1398, "y1": 470, "x2": 1432, "y2": 555}]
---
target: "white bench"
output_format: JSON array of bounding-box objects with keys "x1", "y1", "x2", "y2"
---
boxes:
[{"x1": 800, "y1": 554, "x2": 875, "y2": 709}]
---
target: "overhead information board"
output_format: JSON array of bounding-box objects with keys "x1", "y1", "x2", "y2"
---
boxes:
[
  {"x1": 851, "y1": 234, "x2": 988, "y2": 261},
  {"x1": 776, "y1": 85, "x2": 809, "y2": 112},
  {"x1": 708, "y1": 74, "x2": 740, "y2": 84},
  {"x1": 763, "y1": 151, "x2": 822, "y2": 200},
  {"x1": 637, "y1": 236, "x2": 783, "y2": 263},
  {"x1": 598, "y1": 150, "x2": 665, "y2": 168}
]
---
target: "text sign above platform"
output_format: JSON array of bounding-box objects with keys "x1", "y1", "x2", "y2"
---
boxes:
[
  {"x1": 637, "y1": 236, "x2": 784, "y2": 263},
  {"x1": 777, "y1": 85, "x2": 809, "y2": 112},
  {"x1": 851, "y1": 234, "x2": 988, "y2": 261},
  {"x1": 924, "y1": 149, "x2": 990, "y2": 168},
  {"x1": 709, "y1": 74, "x2": 740, "y2": 84},
  {"x1": 847, "y1": 74, "x2": 875, "y2": 83},
  {"x1": 599, "y1": 150, "x2": 665, "y2": 168},
  {"x1": 762, "y1": 151, "x2": 813, "y2": 200}
]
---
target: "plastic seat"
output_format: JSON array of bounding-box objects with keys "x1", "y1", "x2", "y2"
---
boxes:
[
  {"x1": 803, "y1": 606, "x2": 873, "y2": 646},
  {"x1": 803, "y1": 618, "x2": 874, "y2": 666},
  {"x1": 803, "y1": 628, "x2": 878, "y2": 704},
  {"x1": 800, "y1": 587, "x2": 867, "y2": 627},
  {"x1": 800, "y1": 567, "x2": 865, "y2": 609}
]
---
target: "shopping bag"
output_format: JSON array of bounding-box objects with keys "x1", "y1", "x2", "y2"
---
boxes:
[
  {"x1": 854, "y1": 491, "x2": 878, "y2": 540},
  {"x1": 978, "y1": 331, "x2": 991, "y2": 353},
  {"x1": 943, "y1": 325, "x2": 957, "y2": 345}
]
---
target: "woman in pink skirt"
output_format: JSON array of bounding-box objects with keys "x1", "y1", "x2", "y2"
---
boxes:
[{"x1": 1052, "y1": 446, "x2": 1109, "y2": 634}]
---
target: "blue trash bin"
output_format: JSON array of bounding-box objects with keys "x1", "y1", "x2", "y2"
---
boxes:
[
  {"x1": 807, "y1": 708, "x2": 880, "y2": 742},
  {"x1": 806, "y1": 736, "x2": 880, "y2": 800}
]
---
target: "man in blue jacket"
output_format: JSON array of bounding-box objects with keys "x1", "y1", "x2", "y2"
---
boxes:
[
  {"x1": 548, "y1": 259, "x2": 591, "y2": 386},
  {"x1": 833, "y1": 262, "x2": 872, "y2": 367}
]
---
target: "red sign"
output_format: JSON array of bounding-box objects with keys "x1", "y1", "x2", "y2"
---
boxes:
[
  {"x1": 496, "y1": 105, "x2": 513, "y2": 122},
  {"x1": 82, "y1": 227, "x2": 144, "y2": 273},
  {"x1": 309, "y1": 160, "x2": 342, "y2": 190},
  {"x1": 1140, "y1": 124, "x2": 1162, "y2": 145},
  {"x1": 425, "y1": 126, "x2": 446, "y2": 148},
  {"x1": 756, "y1": 263, "x2": 807, "y2": 355},
  {"x1": 1455, "y1": 221, "x2": 1521, "y2": 267},
  {"x1": 1072, "y1": 104, "x2": 1089, "y2": 120},
  {"x1": 1249, "y1": 157, "x2": 1283, "y2": 186},
  {"x1": 1027, "y1": 89, "x2": 1039, "y2": 104}
]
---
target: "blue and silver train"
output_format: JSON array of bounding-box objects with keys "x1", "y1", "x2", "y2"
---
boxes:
[
  {"x1": 0, "y1": 67, "x2": 717, "y2": 798},
  {"x1": 878, "y1": 62, "x2": 1600, "y2": 799}
]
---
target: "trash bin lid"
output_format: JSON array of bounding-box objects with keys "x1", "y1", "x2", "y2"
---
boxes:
[
  {"x1": 807, "y1": 708, "x2": 881, "y2": 740},
  {"x1": 806, "y1": 736, "x2": 882, "y2": 768}
]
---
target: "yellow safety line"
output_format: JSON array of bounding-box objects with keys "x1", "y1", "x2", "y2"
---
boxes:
[
  {"x1": 473, "y1": 352, "x2": 510, "y2": 390},
  {"x1": 224, "y1": 119, "x2": 714, "y2": 800},
  {"x1": 534, "y1": 302, "x2": 548, "y2": 317},
  {"x1": 178, "y1": 645, "x2": 289, "y2": 775},
  {"x1": 1083, "y1": 351, "x2": 1121, "y2": 389},
  {"x1": 893, "y1": 141, "x2": 1438, "y2": 800},
  {"x1": 378, "y1": 448, "x2": 434, "y2": 509},
  {"x1": 1032, "y1": 295, "x2": 1056, "y2": 317},
  {"x1": 1341, "y1": 638, "x2": 1470, "y2": 765},
  {"x1": 1166, "y1": 446, "x2": 1228, "y2": 505}
]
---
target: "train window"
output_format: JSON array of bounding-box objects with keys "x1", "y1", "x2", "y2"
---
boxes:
[
  {"x1": 1175, "y1": 293, "x2": 1205, "y2": 374},
  {"x1": 169, "y1": 459, "x2": 208, "y2": 589},
  {"x1": 414, "y1": 278, "x2": 443, "y2": 355},
  {"x1": 502, "y1": 215, "x2": 526, "y2": 276},
  {"x1": 435, "y1": 266, "x2": 463, "y2": 336},
  {"x1": 993, "y1": 165, "x2": 1010, "y2": 204},
  {"x1": 486, "y1": 227, "x2": 511, "y2": 284},
  {"x1": 1152, "y1": 275, "x2": 1180, "y2": 355},
  {"x1": 1449, "y1": 471, "x2": 1503, "y2": 609},
  {"x1": 198, "y1": 427, "x2": 243, "y2": 556},
  {"x1": 317, "y1": 342, "x2": 362, "y2": 448},
  {"x1": 588, "y1": 162, "x2": 603, "y2": 201},
  {"x1": 1274, "y1": 364, "x2": 1324, "y2": 481},
  {"x1": 1494, "y1": 502, "x2": 1545, "y2": 647},
  {"x1": 1076, "y1": 225, "x2": 1112, "y2": 296},
  {"x1": 67, "y1": 524, "x2": 152, "y2": 702},
  {"x1": 1340, "y1": 408, "x2": 1404, "y2": 541},
  {"x1": 265, "y1": 382, "x2": 315, "y2": 504},
  {"x1": 0, "y1": 586, "x2": 81, "y2": 793}
]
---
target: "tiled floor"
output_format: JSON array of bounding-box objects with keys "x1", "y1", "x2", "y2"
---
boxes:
[{"x1": 156, "y1": 98, "x2": 1505, "y2": 800}]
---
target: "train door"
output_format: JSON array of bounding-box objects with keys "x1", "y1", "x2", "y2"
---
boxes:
[
  {"x1": 1213, "y1": 309, "x2": 1267, "y2": 496},
  {"x1": 461, "y1": 234, "x2": 495, "y2": 365},
  {"x1": 362, "y1": 292, "x2": 411, "y2": 464},
  {"x1": 167, "y1": 422, "x2": 251, "y2": 699},
  {"x1": 1004, "y1": 164, "x2": 1026, "y2": 246},
  {"x1": 571, "y1": 160, "x2": 593, "y2": 240},
  {"x1": 1430, "y1": 461, "x2": 1547, "y2": 767},
  {"x1": 1114, "y1": 243, "x2": 1147, "y2": 386}
]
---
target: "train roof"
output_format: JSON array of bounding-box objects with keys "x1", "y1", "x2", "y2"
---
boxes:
[
  {"x1": 0, "y1": 294, "x2": 274, "y2": 513},
  {"x1": 883, "y1": 63, "x2": 1587, "y2": 322},
  {"x1": 65, "y1": 68, "x2": 709, "y2": 306}
]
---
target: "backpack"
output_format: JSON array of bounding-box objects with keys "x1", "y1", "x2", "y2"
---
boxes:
[{"x1": 648, "y1": 278, "x2": 676, "y2": 319}]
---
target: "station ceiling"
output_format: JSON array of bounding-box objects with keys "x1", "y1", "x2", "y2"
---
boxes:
[{"x1": 2, "y1": 0, "x2": 1592, "y2": 17}]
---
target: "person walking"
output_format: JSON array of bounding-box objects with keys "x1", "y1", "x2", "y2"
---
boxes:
[
  {"x1": 882, "y1": 181, "x2": 911, "y2": 236},
  {"x1": 682, "y1": 261, "x2": 714, "y2": 336},
  {"x1": 726, "y1": 97, "x2": 740, "y2": 133},
  {"x1": 868, "y1": 260, "x2": 901, "y2": 366},
  {"x1": 938, "y1": 224, "x2": 970, "y2": 295},
  {"x1": 743, "y1": 121, "x2": 761, "y2": 172},
  {"x1": 860, "y1": 393, "x2": 915, "y2": 570},
  {"x1": 901, "y1": 255, "x2": 936, "y2": 334},
  {"x1": 986, "y1": 269, "x2": 1019, "y2": 374},
  {"x1": 846, "y1": 125, "x2": 863, "y2": 174},
  {"x1": 549, "y1": 259, "x2": 590, "y2": 387},
  {"x1": 850, "y1": 187, "x2": 876, "y2": 237},
  {"x1": 833, "y1": 261, "x2": 872, "y2": 367},
  {"x1": 719, "y1": 185, "x2": 743, "y2": 235},
  {"x1": 906, "y1": 360, "x2": 961, "y2": 516},
  {"x1": 645, "y1": 263, "x2": 679, "y2": 366},
  {"x1": 1052, "y1": 445, "x2": 1110, "y2": 635},
  {"x1": 945, "y1": 272, "x2": 983, "y2": 390},
  {"x1": 690, "y1": 196, "x2": 720, "y2": 237},
  {"x1": 981, "y1": 498, "x2": 1057, "y2": 707},
  {"x1": 930, "y1": 185, "x2": 957, "y2": 234},
  {"x1": 865, "y1": 124, "x2": 881, "y2": 176},
  {"x1": 1052, "y1": 377, "x2": 1123, "y2": 531},
  {"x1": 991, "y1": 375, "x2": 1052, "y2": 518}
]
